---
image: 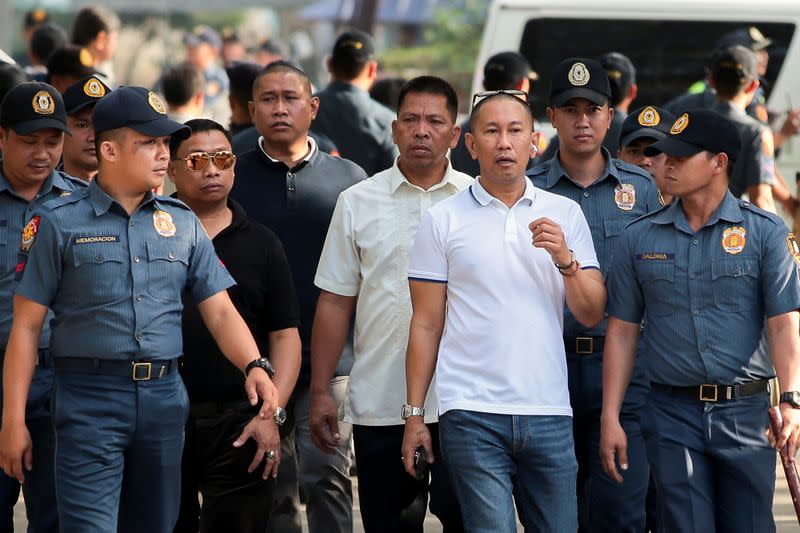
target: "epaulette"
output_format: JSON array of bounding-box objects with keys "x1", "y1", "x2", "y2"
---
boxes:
[
  {"x1": 42, "y1": 189, "x2": 84, "y2": 211},
  {"x1": 55, "y1": 170, "x2": 89, "y2": 189},
  {"x1": 612, "y1": 159, "x2": 655, "y2": 183},
  {"x1": 526, "y1": 159, "x2": 551, "y2": 176},
  {"x1": 738, "y1": 199, "x2": 784, "y2": 226},
  {"x1": 624, "y1": 203, "x2": 671, "y2": 229}
]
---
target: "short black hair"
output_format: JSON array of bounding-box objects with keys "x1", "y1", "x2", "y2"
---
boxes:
[
  {"x1": 396, "y1": 76, "x2": 458, "y2": 122},
  {"x1": 0, "y1": 63, "x2": 29, "y2": 105},
  {"x1": 469, "y1": 92, "x2": 533, "y2": 131},
  {"x1": 169, "y1": 118, "x2": 230, "y2": 157},
  {"x1": 160, "y1": 62, "x2": 204, "y2": 108},
  {"x1": 46, "y1": 45, "x2": 94, "y2": 81},
  {"x1": 30, "y1": 23, "x2": 68, "y2": 64},
  {"x1": 94, "y1": 127, "x2": 126, "y2": 158},
  {"x1": 252, "y1": 60, "x2": 312, "y2": 99},
  {"x1": 226, "y1": 61, "x2": 262, "y2": 110},
  {"x1": 70, "y1": 6, "x2": 120, "y2": 46},
  {"x1": 369, "y1": 77, "x2": 405, "y2": 111}
]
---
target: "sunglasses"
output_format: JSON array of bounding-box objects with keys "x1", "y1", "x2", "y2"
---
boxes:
[
  {"x1": 173, "y1": 151, "x2": 236, "y2": 172},
  {"x1": 471, "y1": 90, "x2": 529, "y2": 110}
]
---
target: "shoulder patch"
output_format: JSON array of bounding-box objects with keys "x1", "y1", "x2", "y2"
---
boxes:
[{"x1": 20, "y1": 216, "x2": 41, "y2": 252}]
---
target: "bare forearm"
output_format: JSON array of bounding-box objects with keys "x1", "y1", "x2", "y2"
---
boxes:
[
  {"x1": 406, "y1": 321, "x2": 441, "y2": 406},
  {"x1": 600, "y1": 318, "x2": 641, "y2": 423},
  {"x1": 268, "y1": 328, "x2": 301, "y2": 407},
  {"x1": 768, "y1": 312, "x2": 800, "y2": 392},
  {"x1": 564, "y1": 269, "x2": 606, "y2": 327},
  {"x1": 310, "y1": 292, "x2": 355, "y2": 395},
  {"x1": 3, "y1": 328, "x2": 39, "y2": 426}
]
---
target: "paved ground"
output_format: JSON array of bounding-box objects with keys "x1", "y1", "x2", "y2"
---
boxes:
[{"x1": 11, "y1": 459, "x2": 799, "y2": 531}]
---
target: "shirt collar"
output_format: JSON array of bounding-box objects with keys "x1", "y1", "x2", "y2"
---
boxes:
[
  {"x1": 470, "y1": 176, "x2": 536, "y2": 207},
  {"x1": 650, "y1": 190, "x2": 744, "y2": 232},
  {"x1": 543, "y1": 146, "x2": 619, "y2": 189},
  {"x1": 88, "y1": 176, "x2": 156, "y2": 216},
  {"x1": 713, "y1": 100, "x2": 747, "y2": 118},
  {"x1": 259, "y1": 136, "x2": 317, "y2": 165},
  {"x1": 389, "y1": 157, "x2": 463, "y2": 194}
]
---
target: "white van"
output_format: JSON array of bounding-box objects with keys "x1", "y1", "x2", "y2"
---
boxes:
[{"x1": 474, "y1": 0, "x2": 800, "y2": 185}]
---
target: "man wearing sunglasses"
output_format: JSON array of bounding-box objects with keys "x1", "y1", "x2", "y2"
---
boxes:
[
  {"x1": 527, "y1": 58, "x2": 662, "y2": 532},
  {"x1": 231, "y1": 61, "x2": 366, "y2": 533},
  {"x1": 169, "y1": 119, "x2": 301, "y2": 533}
]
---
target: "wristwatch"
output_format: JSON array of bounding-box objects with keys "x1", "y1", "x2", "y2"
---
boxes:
[
  {"x1": 401, "y1": 403, "x2": 425, "y2": 420},
  {"x1": 780, "y1": 391, "x2": 800, "y2": 409},
  {"x1": 274, "y1": 406, "x2": 287, "y2": 426},
  {"x1": 244, "y1": 357, "x2": 275, "y2": 379}
]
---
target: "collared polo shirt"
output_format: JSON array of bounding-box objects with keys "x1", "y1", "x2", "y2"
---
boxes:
[
  {"x1": 528, "y1": 149, "x2": 661, "y2": 337},
  {"x1": 408, "y1": 177, "x2": 599, "y2": 417},
  {"x1": 607, "y1": 192, "x2": 800, "y2": 386},
  {"x1": 315, "y1": 158, "x2": 473, "y2": 425},
  {"x1": 16, "y1": 178, "x2": 233, "y2": 361}
]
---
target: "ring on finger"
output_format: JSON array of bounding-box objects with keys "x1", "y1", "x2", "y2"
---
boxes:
[{"x1": 266, "y1": 450, "x2": 276, "y2": 459}]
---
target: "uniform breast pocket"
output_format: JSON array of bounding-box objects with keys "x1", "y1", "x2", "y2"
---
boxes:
[
  {"x1": 711, "y1": 257, "x2": 758, "y2": 312},
  {"x1": 72, "y1": 245, "x2": 129, "y2": 304},
  {"x1": 146, "y1": 241, "x2": 190, "y2": 301},
  {"x1": 634, "y1": 261, "x2": 675, "y2": 317}
]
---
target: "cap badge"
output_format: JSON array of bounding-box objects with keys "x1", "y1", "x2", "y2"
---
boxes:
[
  {"x1": 153, "y1": 210, "x2": 176, "y2": 238},
  {"x1": 148, "y1": 92, "x2": 167, "y2": 115},
  {"x1": 567, "y1": 62, "x2": 590, "y2": 86},
  {"x1": 32, "y1": 91, "x2": 54, "y2": 115},
  {"x1": 638, "y1": 106, "x2": 660, "y2": 127},
  {"x1": 670, "y1": 113, "x2": 689, "y2": 135},
  {"x1": 787, "y1": 233, "x2": 800, "y2": 267},
  {"x1": 614, "y1": 183, "x2": 636, "y2": 211},
  {"x1": 32, "y1": 9, "x2": 47, "y2": 22},
  {"x1": 606, "y1": 69, "x2": 622, "y2": 80},
  {"x1": 341, "y1": 39, "x2": 363, "y2": 50},
  {"x1": 722, "y1": 226, "x2": 747, "y2": 255},
  {"x1": 84, "y1": 78, "x2": 106, "y2": 98},
  {"x1": 79, "y1": 48, "x2": 94, "y2": 67}
]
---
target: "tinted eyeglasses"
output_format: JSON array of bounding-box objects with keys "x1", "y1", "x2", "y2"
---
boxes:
[
  {"x1": 173, "y1": 151, "x2": 236, "y2": 172},
  {"x1": 471, "y1": 89, "x2": 528, "y2": 110}
]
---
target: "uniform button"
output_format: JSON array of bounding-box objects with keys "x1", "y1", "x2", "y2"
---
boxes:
[
  {"x1": 134, "y1": 256, "x2": 140, "y2": 263},
  {"x1": 129, "y1": 221, "x2": 135, "y2": 227},
  {"x1": 287, "y1": 172, "x2": 293, "y2": 178},
  {"x1": 699, "y1": 346, "x2": 708, "y2": 352},
  {"x1": 692, "y1": 309, "x2": 700, "y2": 316},
  {"x1": 136, "y1": 294, "x2": 143, "y2": 301},
  {"x1": 135, "y1": 331, "x2": 143, "y2": 340},
  {"x1": 168, "y1": 252, "x2": 175, "y2": 260},
  {"x1": 692, "y1": 239, "x2": 699, "y2": 245},
  {"x1": 583, "y1": 191, "x2": 590, "y2": 197},
  {"x1": 732, "y1": 269, "x2": 739, "y2": 276},
  {"x1": 689, "y1": 273, "x2": 696, "y2": 279},
  {"x1": 95, "y1": 254, "x2": 104, "y2": 262}
]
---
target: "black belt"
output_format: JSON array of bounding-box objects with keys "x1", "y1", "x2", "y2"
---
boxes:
[
  {"x1": 564, "y1": 336, "x2": 604, "y2": 355},
  {"x1": 652, "y1": 380, "x2": 769, "y2": 402},
  {"x1": 54, "y1": 357, "x2": 179, "y2": 381}
]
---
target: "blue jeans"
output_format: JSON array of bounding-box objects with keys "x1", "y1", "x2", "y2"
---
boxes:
[{"x1": 438, "y1": 410, "x2": 577, "y2": 533}]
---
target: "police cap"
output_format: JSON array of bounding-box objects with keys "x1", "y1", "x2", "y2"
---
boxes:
[
  {"x1": 643, "y1": 109, "x2": 741, "y2": 162},
  {"x1": 331, "y1": 30, "x2": 375, "y2": 63},
  {"x1": 0, "y1": 81, "x2": 68, "y2": 134},
  {"x1": 716, "y1": 26, "x2": 772, "y2": 52},
  {"x1": 63, "y1": 75, "x2": 111, "y2": 115},
  {"x1": 620, "y1": 106, "x2": 676, "y2": 147},
  {"x1": 711, "y1": 45, "x2": 758, "y2": 82},
  {"x1": 24, "y1": 8, "x2": 49, "y2": 29},
  {"x1": 185, "y1": 25, "x2": 222, "y2": 50},
  {"x1": 92, "y1": 86, "x2": 190, "y2": 139},
  {"x1": 550, "y1": 57, "x2": 611, "y2": 107}
]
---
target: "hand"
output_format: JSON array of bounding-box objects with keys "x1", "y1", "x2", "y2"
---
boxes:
[
  {"x1": 0, "y1": 422, "x2": 32, "y2": 484},
  {"x1": 529, "y1": 217, "x2": 571, "y2": 266},
  {"x1": 779, "y1": 109, "x2": 800, "y2": 138},
  {"x1": 309, "y1": 390, "x2": 341, "y2": 455},
  {"x1": 244, "y1": 368, "x2": 278, "y2": 419},
  {"x1": 599, "y1": 416, "x2": 628, "y2": 483},
  {"x1": 401, "y1": 418, "x2": 434, "y2": 478},
  {"x1": 772, "y1": 403, "x2": 800, "y2": 458},
  {"x1": 233, "y1": 415, "x2": 281, "y2": 479}
]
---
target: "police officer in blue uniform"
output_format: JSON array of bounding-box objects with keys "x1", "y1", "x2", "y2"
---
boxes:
[
  {"x1": 0, "y1": 82, "x2": 85, "y2": 533},
  {"x1": 528, "y1": 58, "x2": 661, "y2": 532},
  {"x1": 600, "y1": 109, "x2": 800, "y2": 532},
  {"x1": 0, "y1": 86, "x2": 279, "y2": 533}
]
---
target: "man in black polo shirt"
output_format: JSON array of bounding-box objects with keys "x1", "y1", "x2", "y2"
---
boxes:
[
  {"x1": 230, "y1": 61, "x2": 366, "y2": 533},
  {"x1": 169, "y1": 118, "x2": 301, "y2": 533}
]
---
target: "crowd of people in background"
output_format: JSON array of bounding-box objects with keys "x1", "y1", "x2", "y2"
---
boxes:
[{"x1": 0, "y1": 5, "x2": 800, "y2": 533}]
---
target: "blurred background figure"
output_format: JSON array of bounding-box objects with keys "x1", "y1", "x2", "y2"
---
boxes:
[
  {"x1": 26, "y1": 24, "x2": 68, "y2": 81},
  {"x1": 46, "y1": 45, "x2": 96, "y2": 93},
  {"x1": 161, "y1": 61, "x2": 206, "y2": 124},
  {"x1": 253, "y1": 38, "x2": 288, "y2": 67},
  {"x1": 368, "y1": 76, "x2": 405, "y2": 111},
  {"x1": 70, "y1": 6, "x2": 120, "y2": 82},
  {"x1": 15, "y1": 8, "x2": 50, "y2": 67},
  {"x1": 185, "y1": 25, "x2": 231, "y2": 125},
  {"x1": 221, "y1": 28, "x2": 247, "y2": 66},
  {"x1": 597, "y1": 51, "x2": 637, "y2": 154},
  {"x1": 226, "y1": 60, "x2": 262, "y2": 151}
]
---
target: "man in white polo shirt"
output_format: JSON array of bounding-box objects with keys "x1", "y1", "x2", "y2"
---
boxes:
[
  {"x1": 401, "y1": 91, "x2": 606, "y2": 532},
  {"x1": 310, "y1": 76, "x2": 469, "y2": 532}
]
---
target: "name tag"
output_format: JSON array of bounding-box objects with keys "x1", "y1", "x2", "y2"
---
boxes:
[
  {"x1": 638, "y1": 253, "x2": 674, "y2": 261},
  {"x1": 74, "y1": 235, "x2": 119, "y2": 245}
]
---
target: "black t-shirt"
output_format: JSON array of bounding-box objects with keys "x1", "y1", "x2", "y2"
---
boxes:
[{"x1": 180, "y1": 198, "x2": 300, "y2": 403}]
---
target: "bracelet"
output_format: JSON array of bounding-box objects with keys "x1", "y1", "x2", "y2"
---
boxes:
[
  {"x1": 560, "y1": 259, "x2": 580, "y2": 277},
  {"x1": 554, "y1": 250, "x2": 576, "y2": 271}
]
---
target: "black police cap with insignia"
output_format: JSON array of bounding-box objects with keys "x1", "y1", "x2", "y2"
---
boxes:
[
  {"x1": 644, "y1": 109, "x2": 741, "y2": 162},
  {"x1": 92, "y1": 86, "x2": 190, "y2": 139},
  {"x1": 620, "y1": 106, "x2": 676, "y2": 147},
  {"x1": 331, "y1": 30, "x2": 376, "y2": 63},
  {"x1": 550, "y1": 57, "x2": 611, "y2": 107},
  {"x1": 63, "y1": 75, "x2": 112, "y2": 115},
  {"x1": 0, "y1": 82, "x2": 68, "y2": 135}
]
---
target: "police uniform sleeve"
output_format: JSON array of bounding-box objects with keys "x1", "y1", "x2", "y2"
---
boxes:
[
  {"x1": 408, "y1": 211, "x2": 447, "y2": 283},
  {"x1": 753, "y1": 128, "x2": 777, "y2": 187},
  {"x1": 13, "y1": 214, "x2": 63, "y2": 306},
  {"x1": 186, "y1": 215, "x2": 235, "y2": 303},
  {"x1": 262, "y1": 230, "x2": 300, "y2": 331},
  {"x1": 565, "y1": 203, "x2": 600, "y2": 270},
  {"x1": 605, "y1": 227, "x2": 645, "y2": 323},
  {"x1": 315, "y1": 191, "x2": 361, "y2": 297},
  {"x1": 761, "y1": 223, "x2": 800, "y2": 317}
]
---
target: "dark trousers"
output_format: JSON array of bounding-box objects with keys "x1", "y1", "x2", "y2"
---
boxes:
[
  {"x1": 352, "y1": 423, "x2": 463, "y2": 533},
  {"x1": 174, "y1": 400, "x2": 276, "y2": 533},
  {"x1": 51, "y1": 369, "x2": 188, "y2": 533}
]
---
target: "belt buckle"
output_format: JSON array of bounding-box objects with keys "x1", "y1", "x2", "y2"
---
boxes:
[
  {"x1": 699, "y1": 384, "x2": 718, "y2": 402},
  {"x1": 132, "y1": 362, "x2": 152, "y2": 381},
  {"x1": 576, "y1": 337, "x2": 593, "y2": 355}
]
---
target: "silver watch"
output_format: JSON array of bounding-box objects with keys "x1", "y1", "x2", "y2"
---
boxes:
[
  {"x1": 274, "y1": 406, "x2": 287, "y2": 426},
  {"x1": 401, "y1": 403, "x2": 425, "y2": 420}
]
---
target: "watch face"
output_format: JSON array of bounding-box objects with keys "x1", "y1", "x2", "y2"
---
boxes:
[{"x1": 275, "y1": 407, "x2": 287, "y2": 425}]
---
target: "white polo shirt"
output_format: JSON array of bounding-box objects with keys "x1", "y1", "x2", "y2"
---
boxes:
[
  {"x1": 315, "y1": 159, "x2": 473, "y2": 425},
  {"x1": 408, "y1": 176, "x2": 599, "y2": 417}
]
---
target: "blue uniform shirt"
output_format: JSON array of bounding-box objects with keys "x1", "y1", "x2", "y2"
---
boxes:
[
  {"x1": 528, "y1": 149, "x2": 662, "y2": 336},
  {"x1": 0, "y1": 168, "x2": 86, "y2": 350},
  {"x1": 607, "y1": 191, "x2": 800, "y2": 386},
  {"x1": 15, "y1": 178, "x2": 234, "y2": 361}
]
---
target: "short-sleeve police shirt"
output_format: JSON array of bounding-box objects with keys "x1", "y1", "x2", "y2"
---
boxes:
[
  {"x1": 15, "y1": 178, "x2": 234, "y2": 361},
  {"x1": 606, "y1": 192, "x2": 800, "y2": 386}
]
